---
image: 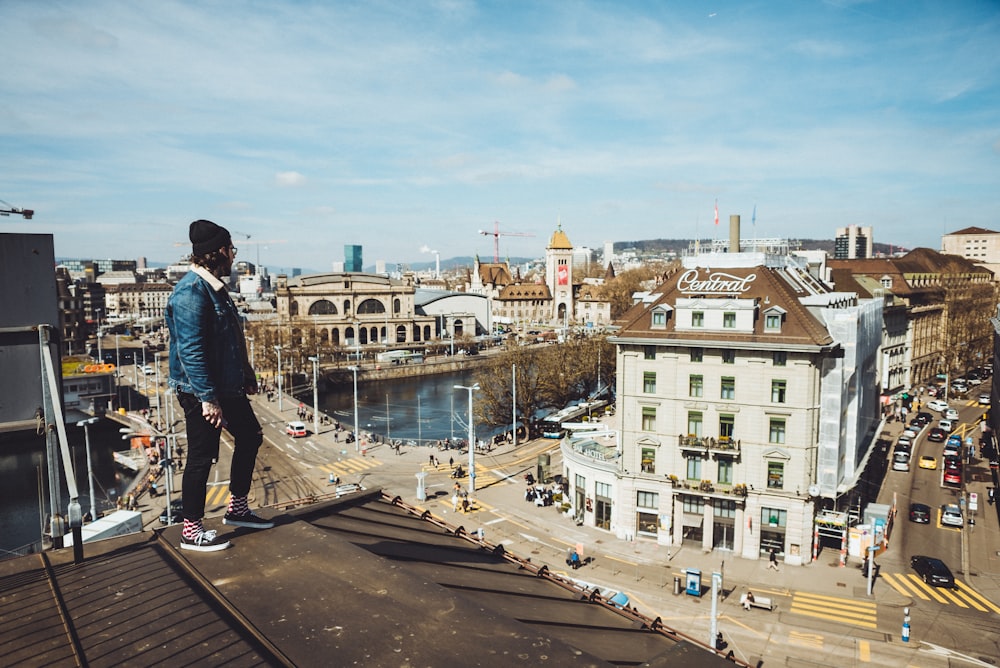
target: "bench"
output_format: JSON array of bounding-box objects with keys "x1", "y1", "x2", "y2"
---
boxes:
[{"x1": 739, "y1": 593, "x2": 774, "y2": 611}]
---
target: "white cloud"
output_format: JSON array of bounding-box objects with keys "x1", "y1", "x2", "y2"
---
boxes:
[{"x1": 275, "y1": 171, "x2": 307, "y2": 187}]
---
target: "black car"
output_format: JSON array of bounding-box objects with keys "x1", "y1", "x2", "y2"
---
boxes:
[
  {"x1": 910, "y1": 555, "x2": 956, "y2": 589},
  {"x1": 159, "y1": 498, "x2": 183, "y2": 525},
  {"x1": 908, "y1": 503, "x2": 931, "y2": 524},
  {"x1": 927, "y1": 427, "x2": 946, "y2": 443}
]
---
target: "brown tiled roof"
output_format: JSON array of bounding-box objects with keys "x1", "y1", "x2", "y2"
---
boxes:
[
  {"x1": 478, "y1": 262, "x2": 512, "y2": 286},
  {"x1": 616, "y1": 265, "x2": 835, "y2": 347},
  {"x1": 946, "y1": 226, "x2": 998, "y2": 236},
  {"x1": 498, "y1": 283, "x2": 551, "y2": 300}
]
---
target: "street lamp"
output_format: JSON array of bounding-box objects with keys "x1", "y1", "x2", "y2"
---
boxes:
[
  {"x1": 76, "y1": 417, "x2": 100, "y2": 521},
  {"x1": 349, "y1": 365, "x2": 360, "y2": 452},
  {"x1": 454, "y1": 383, "x2": 480, "y2": 493},
  {"x1": 274, "y1": 344, "x2": 283, "y2": 412},
  {"x1": 309, "y1": 355, "x2": 320, "y2": 436},
  {"x1": 246, "y1": 335, "x2": 255, "y2": 369}
]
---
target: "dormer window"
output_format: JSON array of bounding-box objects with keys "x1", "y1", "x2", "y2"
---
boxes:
[
  {"x1": 880, "y1": 275, "x2": 893, "y2": 289},
  {"x1": 692, "y1": 311, "x2": 704, "y2": 327},
  {"x1": 723, "y1": 312, "x2": 736, "y2": 328},
  {"x1": 763, "y1": 306, "x2": 786, "y2": 332},
  {"x1": 651, "y1": 305, "x2": 671, "y2": 329}
]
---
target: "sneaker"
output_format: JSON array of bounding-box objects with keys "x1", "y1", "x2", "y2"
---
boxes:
[
  {"x1": 223, "y1": 511, "x2": 274, "y2": 529},
  {"x1": 180, "y1": 529, "x2": 231, "y2": 552}
]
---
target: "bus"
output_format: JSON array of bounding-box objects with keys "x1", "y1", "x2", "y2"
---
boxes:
[
  {"x1": 540, "y1": 400, "x2": 609, "y2": 438},
  {"x1": 375, "y1": 350, "x2": 424, "y2": 365}
]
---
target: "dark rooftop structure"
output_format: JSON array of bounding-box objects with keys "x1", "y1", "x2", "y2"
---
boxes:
[{"x1": 1, "y1": 489, "x2": 746, "y2": 667}]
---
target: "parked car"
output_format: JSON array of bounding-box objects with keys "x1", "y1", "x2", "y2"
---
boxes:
[
  {"x1": 943, "y1": 464, "x2": 962, "y2": 486},
  {"x1": 914, "y1": 412, "x2": 933, "y2": 426},
  {"x1": 285, "y1": 420, "x2": 307, "y2": 437},
  {"x1": 918, "y1": 455, "x2": 938, "y2": 470},
  {"x1": 967, "y1": 376, "x2": 982, "y2": 386},
  {"x1": 927, "y1": 399, "x2": 949, "y2": 413},
  {"x1": 951, "y1": 382, "x2": 968, "y2": 395},
  {"x1": 902, "y1": 427, "x2": 920, "y2": 440},
  {"x1": 909, "y1": 503, "x2": 931, "y2": 524},
  {"x1": 927, "y1": 427, "x2": 946, "y2": 443},
  {"x1": 895, "y1": 436, "x2": 912, "y2": 452},
  {"x1": 944, "y1": 408, "x2": 959, "y2": 421},
  {"x1": 139, "y1": 364, "x2": 156, "y2": 375},
  {"x1": 941, "y1": 503, "x2": 963, "y2": 526},
  {"x1": 979, "y1": 393, "x2": 991, "y2": 406},
  {"x1": 910, "y1": 555, "x2": 956, "y2": 588},
  {"x1": 943, "y1": 442, "x2": 961, "y2": 458}
]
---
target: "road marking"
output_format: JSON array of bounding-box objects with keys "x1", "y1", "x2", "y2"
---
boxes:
[
  {"x1": 789, "y1": 592, "x2": 877, "y2": 629},
  {"x1": 957, "y1": 581, "x2": 1000, "y2": 614},
  {"x1": 888, "y1": 574, "x2": 1000, "y2": 613},
  {"x1": 882, "y1": 572, "x2": 930, "y2": 600},
  {"x1": 858, "y1": 639, "x2": 870, "y2": 662},
  {"x1": 788, "y1": 630, "x2": 824, "y2": 649}
]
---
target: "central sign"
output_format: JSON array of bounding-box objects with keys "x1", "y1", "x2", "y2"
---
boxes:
[{"x1": 677, "y1": 269, "x2": 757, "y2": 295}]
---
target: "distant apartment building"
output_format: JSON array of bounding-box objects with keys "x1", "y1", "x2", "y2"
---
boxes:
[
  {"x1": 834, "y1": 225, "x2": 873, "y2": 259},
  {"x1": 941, "y1": 226, "x2": 1000, "y2": 264}
]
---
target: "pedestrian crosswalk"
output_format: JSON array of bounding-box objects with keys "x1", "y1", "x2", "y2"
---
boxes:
[
  {"x1": 789, "y1": 592, "x2": 878, "y2": 629},
  {"x1": 317, "y1": 456, "x2": 384, "y2": 481},
  {"x1": 418, "y1": 462, "x2": 508, "y2": 488},
  {"x1": 881, "y1": 573, "x2": 1000, "y2": 613}
]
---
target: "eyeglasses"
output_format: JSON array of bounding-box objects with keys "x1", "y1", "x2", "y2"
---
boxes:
[{"x1": 230, "y1": 246, "x2": 238, "y2": 256}]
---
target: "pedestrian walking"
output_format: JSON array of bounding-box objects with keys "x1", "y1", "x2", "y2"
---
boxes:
[
  {"x1": 767, "y1": 548, "x2": 779, "y2": 571},
  {"x1": 166, "y1": 219, "x2": 274, "y2": 552}
]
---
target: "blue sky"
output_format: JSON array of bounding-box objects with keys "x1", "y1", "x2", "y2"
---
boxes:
[{"x1": 2, "y1": 0, "x2": 998, "y2": 274}]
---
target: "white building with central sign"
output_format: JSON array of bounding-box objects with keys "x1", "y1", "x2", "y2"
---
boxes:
[{"x1": 563, "y1": 234, "x2": 882, "y2": 566}]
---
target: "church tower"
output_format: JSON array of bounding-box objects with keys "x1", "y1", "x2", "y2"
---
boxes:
[{"x1": 545, "y1": 222, "x2": 574, "y2": 324}]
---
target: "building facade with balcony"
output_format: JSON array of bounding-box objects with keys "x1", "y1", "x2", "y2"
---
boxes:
[{"x1": 563, "y1": 249, "x2": 882, "y2": 566}]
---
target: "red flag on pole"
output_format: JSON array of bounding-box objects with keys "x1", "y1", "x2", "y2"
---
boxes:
[{"x1": 714, "y1": 200, "x2": 719, "y2": 226}]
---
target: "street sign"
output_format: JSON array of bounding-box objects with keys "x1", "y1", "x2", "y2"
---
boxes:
[{"x1": 970, "y1": 493, "x2": 978, "y2": 512}]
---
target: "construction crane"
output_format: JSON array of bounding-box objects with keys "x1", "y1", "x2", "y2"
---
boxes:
[
  {"x1": 478, "y1": 221, "x2": 534, "y2": 263},
  {"x1": 0, "y1": 199, "x2": 34, "y2": 219}
]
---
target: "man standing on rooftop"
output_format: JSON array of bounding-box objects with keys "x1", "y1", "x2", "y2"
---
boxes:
[{"x1": 165, "y1": 219, "x2": 274, "y2": 551}]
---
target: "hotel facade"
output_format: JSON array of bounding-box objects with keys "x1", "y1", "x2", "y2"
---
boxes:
[{"x1": 563, "y1": 234, "x2": 882, "y2": 566}]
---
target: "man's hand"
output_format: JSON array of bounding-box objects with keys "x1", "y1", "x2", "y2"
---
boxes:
[{"x1": 202, "y1": 400, "x2": 224, "y2": 428}]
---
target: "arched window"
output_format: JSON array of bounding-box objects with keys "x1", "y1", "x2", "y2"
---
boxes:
[
  {"x1": 357, "y1": 299, "x2": 386, "y2": 314},
  {"x1": 309, "y1": 299, "x2": 338, "y2": 315},
  {"x1": 453, "y1": 318, "x2": 464, "y2": 337},
  {"x1": 343, "y1": 299, "x2": 351, "y2": 314},
  {"x1": 289, "y1": 300, "x2": 299, "y2": 316},
  {"x1": 395, "y1": 325, "x2": 406, "y2": 343},
  {"x1": 393, "y1": 298, "x2": 401, "y2": 314}
]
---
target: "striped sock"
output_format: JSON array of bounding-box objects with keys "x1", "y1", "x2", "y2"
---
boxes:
[
  {"x1": 182, "y1": 518, "x2": 203, "y2": 540},
  {"x1": 228, "y1": 495, "x2": 249, "y2": 516}
]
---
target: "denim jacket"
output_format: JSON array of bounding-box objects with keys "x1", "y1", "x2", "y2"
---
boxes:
[{"x1": 165, "y1": 265, "x2": 254, "y2": 403}]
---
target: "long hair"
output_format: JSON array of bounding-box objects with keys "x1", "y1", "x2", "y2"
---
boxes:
[{"x1": 188, "y1": 248, "x2": 230, "y2": 276}]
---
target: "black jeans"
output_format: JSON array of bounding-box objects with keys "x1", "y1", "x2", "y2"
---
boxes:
[{"x1": 177, "y1": 392, "x2": 263, "y2": 521}]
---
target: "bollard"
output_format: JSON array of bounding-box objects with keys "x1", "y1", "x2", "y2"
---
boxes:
[
  {"x1": 902, "y1": 607, "x2": 910, "y2": 643},
  {"x1": 673, "y1": 576, "x2": 681, "y2": 596}
]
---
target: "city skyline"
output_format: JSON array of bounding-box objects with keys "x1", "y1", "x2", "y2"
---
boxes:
[{"x1": 2, "y1": 1, "x2": 998, "y2": 272}]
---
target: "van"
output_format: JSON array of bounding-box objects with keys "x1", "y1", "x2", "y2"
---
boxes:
[{"x1": 892, "y1": 451, "x2": 911, "y2": 471}]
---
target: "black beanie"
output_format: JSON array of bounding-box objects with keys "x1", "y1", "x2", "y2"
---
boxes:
[{"x1": 189, "y1": 219, "x2": 232, "y2": 256}]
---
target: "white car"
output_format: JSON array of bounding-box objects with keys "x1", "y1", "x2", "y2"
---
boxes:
[
  {"x1": 978, "y1": 394, "x2": 991, "y2": 406},
  {"x1": 938, "y1": 419, "x2": 954, "y2": 432},
  {"x1": 926, "y1": 399, "x2": 949, "y2": 413},
  {"x1": 139, "y1": 364, "x2": 156, "y2": 375},
  {"x1": 941, "y1": 504, "x2": 963, "y2": 527},
  {"x1": 944, "y1": 408, "x2": 959, "y2": 421}
]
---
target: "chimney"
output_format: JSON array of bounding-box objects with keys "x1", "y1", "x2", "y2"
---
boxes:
[{"x1": 729, "y1": 215, "x2": 740, "y2": 253}]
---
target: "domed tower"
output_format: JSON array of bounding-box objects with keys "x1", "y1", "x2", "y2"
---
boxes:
[{"x1": 545, "y1": 222, "x2": 574, "y2": 324}]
